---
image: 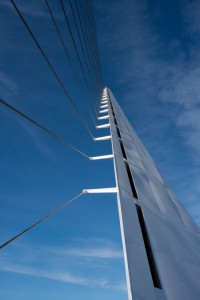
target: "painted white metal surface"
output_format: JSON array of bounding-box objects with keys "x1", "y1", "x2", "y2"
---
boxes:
[
  {"x1": 98, "y1": 115, "x2": 109, "y2": 120},
  {"x1": 89, "y1": 154, "x2": 114, "y2": 160},
  {"x1": 96, "y1": 123, "x2": 110, "y2": 129},
  {"x1": 106, "y1": 87, "x2": 200, "y2": 300},
  {"x1": 100, "y1": 104, "x2": 108, "y2": 109},
  {"x1": 99, "y1": 108, "x2": 109, "y2": 113},
  {"x1": 82, "y1": 187, "x2": 118, "y2": 194},
  {"x1": 93, "y1": 135, "x2": 112, "y2": 141}
]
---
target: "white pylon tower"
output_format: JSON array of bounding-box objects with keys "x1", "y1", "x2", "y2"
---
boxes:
[{"x1": 85, "y1": 87, "x2": 200, "y2": 300}]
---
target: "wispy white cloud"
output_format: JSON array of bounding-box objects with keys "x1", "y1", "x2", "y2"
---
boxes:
[
  {"x1": 0, "y1": 240, "x2": 123, "y2": 268},
  {"x1": 57, "y1": 237, "x2": 124, "y2": 259},
  {"x1": 96, "y1": 0, "x2": 161, "y2": 86},
  {"x1": 176, "y1": 108, "x2": 200, "y2": 150},
  {"x1": 182, "y1": 0, "x2": 200, "y2": 35},
  {"x1": 0, "y1": 263, "x2": 108, "y2": 287},
  {"x1": 95, "y1": 0, "x2": 200, "y2": 226},
  {"x1": 96, "y1": 0, "x2": 200, "y2": 155},
  {"x1": 105, "y1": 281, "x2": 127, "y2": 292},
  {"x1": 28, "y1": 238, "x2": 123, "y2": 260},
  {"x1": 0, "y1": 245, "x2": 126, "y2": 291},
  {"x1": 159, "y1": 60, "x2": 200, "y2": 105},
  {"x1": 1, "y1": 262, "x2": 127, "y2": 291},
  {"x1": 0, "y1": 237, "x2": 126, "y2": 292},
  {"x1": 57, "y1": 247, "x2": 123, "y2": 259},
  {"x1": 0, "y1": 71, "x2": 17, "y2": 91}
]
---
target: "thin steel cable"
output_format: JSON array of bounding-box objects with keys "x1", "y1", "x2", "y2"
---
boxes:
[
  {"x1": 78, "y1": 0, "x2": 98, "y2": 85},
  {"x1": 60, "y1": 0, "x2": 98, "y2": 116},
  {"x1": 80, "y1": 0, "x2": 104, "y2": 102},
  {"x1": 82, "y1": 0, "x2": 102, "y2": 86},
  {"x1": 88, "y1": 0, "x2": 104, "y2": 89},
  {"x1": 44, "y1": 0, "x2": 96, "y2": 126},
  {"x1": 72, "y1": 0, "x2": 99, "y2": 100},
  {"x1": 78, "y1": 0, "x2": 100, "y2": 98},
  {"x1": 68, "y1": 0, "x2": 97, "y2": 98},
  {"x1": 59, "y1": 0, "x2": 98, "y2": 118},
  {"x1": 0, "y1": 192, "x2": 83, "y2": 249},
  {"x1": 74, "y1": 0, "x2": 100, "y2": 95},
  {"x1": 68, "y1": 0, "x2": 96, "y2": 94},
  {"x1": 0, "y1": 99, "x2": 90, "y2": 159},
  {"x1": 10, "y1": 0, "x2": 94, "y2": 139},
  {"x1": 90, "y1": 33, "x2": 104, "y2": 92},
  {"x1": 86, "y1": 0, "x2": 104, "y2": 92},
  {"x1": 81, "y1": 0, "x2": 102, "y2": 104}
]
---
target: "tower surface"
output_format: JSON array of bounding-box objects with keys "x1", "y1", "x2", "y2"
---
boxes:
[{"x1": 105, "y1": 87, "x2": 200, "y2": 300}]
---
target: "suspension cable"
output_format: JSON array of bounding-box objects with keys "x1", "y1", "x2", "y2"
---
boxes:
[
  {"x1": 68, "y1": 0, "x2": 98, "y2": 98},
  {"x1": 76, "y1": 0, "x2": 102, "y2": 108},
  {"x1": 10, "y1": 0, "x2": 94, "y2": 139},
  {"x1": 79, "y1": 0, "x2": 104, "y2": 103},
  {"x1": 71, "y1": 0, "x2": 99, "y2": 102},
  {"x1": 59, "y1": 0, "x2": 98, "y2": 117},
  {"x1": 83, "y1": 0, "x2": 103, "y2": 95},
  {"x1": 0, "y1": 99, "x2": 90, "y2": 159},
  {"x1": 0, "y1": 192, "x2": 84, "y2": 249},
  {"x1": 78, "y1": 0, "x2": 98, "y2": 87},
  {"x1": 88, "y1": 0, "x2": 104, "y2": 89},
  {"x1": 44, "y1": 0, "x2": 96, "y2": 126},
  {"x1": 68, "y1": 0, "x2": 96, "y2": 95}
]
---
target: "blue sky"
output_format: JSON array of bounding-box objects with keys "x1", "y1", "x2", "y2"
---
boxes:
[{"x1": 0, "y1": 0, "x2": 200, "y2": 299}]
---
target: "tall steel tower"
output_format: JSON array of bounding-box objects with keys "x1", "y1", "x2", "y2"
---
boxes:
[
  {"x1": 2, "y1": 2, "x2": 200, "y2": 299},
  {"x1": 97, "y1": 87, "x2": 200, "y2": 300}
]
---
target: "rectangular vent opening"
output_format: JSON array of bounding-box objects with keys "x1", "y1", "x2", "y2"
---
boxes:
[
  {"x1": 116, "y1": 126, "x2": 122, "y2": 139},
  {"x1": 119, "y1": 140, "x2": 127, "y2": 159},
  {"x1": 114, "y1": 117, "x2": 118, "y2": 127},
  {"x1": 135, "y1": 205, "x2": 162, "y2": 289},
  {"x1": 124, "y1": 161, "x2": 138, "y2": 199}
]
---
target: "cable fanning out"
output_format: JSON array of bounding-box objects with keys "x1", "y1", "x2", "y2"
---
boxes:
[
  {"x1": 10, "y1": 0, "x2": 94, "y2": 139},
  {"x1": 59, "y1": 0, "x2": 99, "y2": 118},
  {"x1": 44, "y1": 0, "x2": 97, "y2": 126}
]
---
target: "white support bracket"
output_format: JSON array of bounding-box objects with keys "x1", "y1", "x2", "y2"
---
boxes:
[
  {"x1": 101, "y1": 100, "x2": 108, "y2": 104},
  {"x1": 100, "y1": 104, "x2": 108, "y2": 109},
  {"x1": 102, "y1": 97, "x2": 108, "y2": 101},
  {"x1": 96, "y1": 123, "x2": 110, "y2": 129},
  {"x1": 89, "y1": 154, "x2": 114, "y2": 160},
  {"x1": 99, "y1": 109, "x2": 109, "y2": 114},
  {"x1": 98, "y1": 115, "x2": 109, "y2": 120},
  {"x1": 93, "y1": 135, "x2": 112, "y2": 141},
  {"x1": 82, "y1": 187, "x2": 118, "y2": 194}
]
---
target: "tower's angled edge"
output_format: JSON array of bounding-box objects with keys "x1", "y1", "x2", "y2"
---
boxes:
[{"x1": 105, "y1": 87, "x2": 200, "y2": 300}]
